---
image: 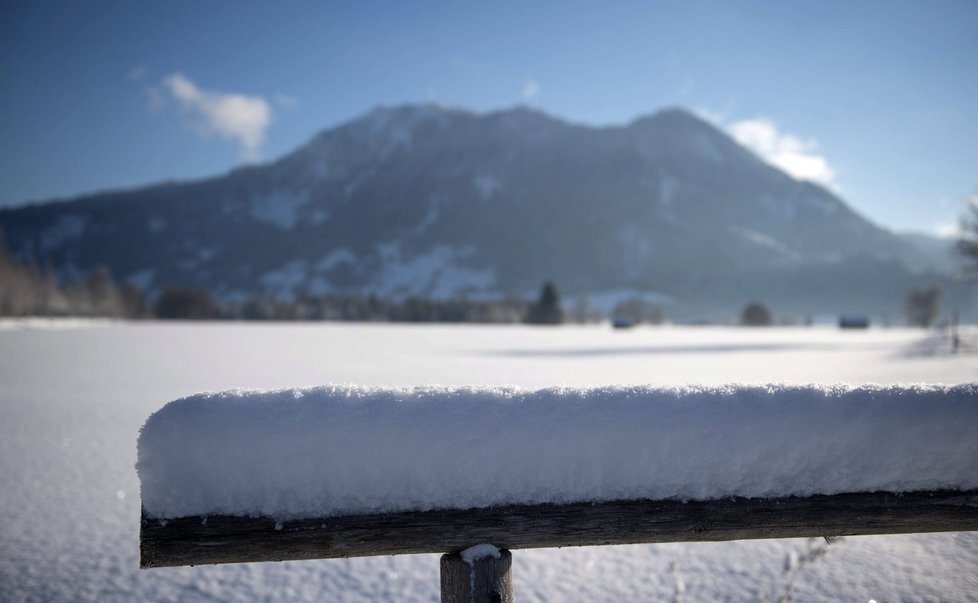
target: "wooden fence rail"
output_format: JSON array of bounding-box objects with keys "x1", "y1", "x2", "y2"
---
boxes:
[{"x1": 141, "y1": 489, "x2": 978, "y2": 568}]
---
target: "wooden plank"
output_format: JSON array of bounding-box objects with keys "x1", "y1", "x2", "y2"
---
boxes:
[
  {"x1": 440, "y1": 550, "x2": 512, "y2": 603},
  {"x1": 140, "y1": 489, "x2": 978, "y2": 568}
]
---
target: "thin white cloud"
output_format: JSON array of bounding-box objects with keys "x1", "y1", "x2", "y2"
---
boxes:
[
  {"x1": 693, "y1": 108, "x2": 725, "y2": 126},
  {"x1": 162, "y1": 73, "x2": 272, "y2": 162},
  {"x1": 928, "y1": 197, "x2": 963, "y2": 238},
  {"x1": 522, "y1": 78, "x2": 540, "y2": 100},
  {"x1": 274, "y1": 93, "x2": 298, "y2": 109},
  {"x1": 676, "y1": 76, "x2": 695, "y2": 99},
  {"x1": 145, "y1": 86, "x2": 164, "y2": 112},
  {"x1": 128, "y1": 65, "x2": 148, "y2": 81},
  {"x1": 727, "y1": 117, "x2": 836, "y2": 187},
  {"x1": 935, "y1": 222, "x2": 960, "y2": 239}
]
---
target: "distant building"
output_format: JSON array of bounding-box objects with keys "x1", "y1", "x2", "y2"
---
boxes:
[
  {"x1": 838, "y1": 314, "x2": 870, "y2": 329},
  {"x1": 612, "y1": 316, "x2": 636, "y2": 329}
]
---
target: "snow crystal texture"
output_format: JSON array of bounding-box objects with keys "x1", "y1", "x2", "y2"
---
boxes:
[{"x1": 137, "y1": 384, "x2": 978, "y2": 520}]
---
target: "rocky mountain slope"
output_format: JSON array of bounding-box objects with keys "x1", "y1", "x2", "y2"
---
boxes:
[{"x1": 0, "y1": 104, "x2": 963, "y2": 319}]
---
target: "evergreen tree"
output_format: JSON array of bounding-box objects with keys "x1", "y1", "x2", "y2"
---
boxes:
[
  {"x1": 740, "y1": 302, "x2": 772, "y2": 326},
  {"x1": 526, "y1": 281, "x2": 564, "y2": 324},
  {"x1": 155, "y1": 287, "x2": 221, "y2": 320}
]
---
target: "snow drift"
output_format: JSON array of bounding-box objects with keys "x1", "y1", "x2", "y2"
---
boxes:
[{"x1": 137, "y1": 384, "x2": 978, "y2": 521}]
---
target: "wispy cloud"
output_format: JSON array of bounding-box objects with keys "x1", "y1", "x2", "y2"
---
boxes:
[
  {"x1": 935, "y1": 222, "x2": 960, "y2": 238},
  {"x1": 522, "y1": 78, "x2": 540, "y2": 100},
  {"x1": 727, "y1": 118, "x2": 836, "y2": 187},
  {"x1": 161, "y1": 73, "x2": 272, "y2": 162},
  {"x1": 145, "y1": 86, "x2": 165, "y2": 112},
  {"x1": 675, "y1": 76, "x2": 695, "y2": 100},
  {"x1": 274, "y1": 93, "x2": 298, "y2": 109},
  {"x1": 693, "y1": 108, "x2": 726, "y2": 126},
  {"x1": 128, "y1": 65, "x2": 148, "y2": 81}
]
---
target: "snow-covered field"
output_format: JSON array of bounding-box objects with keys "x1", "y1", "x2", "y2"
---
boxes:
[{"x1": 1, "y1": 321, "x2": 976, "y2": 602}]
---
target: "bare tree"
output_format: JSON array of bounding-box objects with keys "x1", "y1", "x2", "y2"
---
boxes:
[
  {"x1": 905, "y1": 286, "x2": 942, "y2": 328},
  {"x1": 956, "y1": 194, "x2": 978, "y2": 276}
]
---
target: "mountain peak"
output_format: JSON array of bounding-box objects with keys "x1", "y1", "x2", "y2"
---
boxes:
[
  {"x1": 350, "y1": 102, "x2": 460, "y2": 131},
  {"x1": 489, "y1": 104, "x2": 554, "y2": 120},
  {"x1": 628, "y1": 106, "x2": 720, "y2": 135},
  {"x1": 362, "y1": 102, "x2": 465, "y2": 120},
  {"x1": 650, "y1": 105, "x2": 706, "y2": 122}
]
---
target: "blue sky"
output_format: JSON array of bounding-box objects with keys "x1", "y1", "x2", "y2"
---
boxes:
[{"x1": 1, "y1": 0, "x2": 976, "y2": 235}]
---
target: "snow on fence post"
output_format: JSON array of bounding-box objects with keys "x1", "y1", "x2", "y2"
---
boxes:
[{"x1": 441, "y1": 545, "x2": 512, "y2": 603}]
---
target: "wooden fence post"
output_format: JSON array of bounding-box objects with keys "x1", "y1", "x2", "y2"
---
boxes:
[{"x1": 441, "y1": 548, "x2": 512, "y2": 603}]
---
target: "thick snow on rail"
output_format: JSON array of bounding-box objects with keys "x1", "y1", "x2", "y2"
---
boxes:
[{"x1": 137, "y1": 383, "x2": 978, "y2": 520}]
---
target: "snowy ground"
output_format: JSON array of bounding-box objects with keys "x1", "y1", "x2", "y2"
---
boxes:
[{"x1": 1, "y1": 321, "x2": 976, "y2": 602}]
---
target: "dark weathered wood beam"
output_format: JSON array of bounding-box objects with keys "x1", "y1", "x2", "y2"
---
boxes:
[{"x1": 141, "y1": 489, "x2": 978, "y2": 568}]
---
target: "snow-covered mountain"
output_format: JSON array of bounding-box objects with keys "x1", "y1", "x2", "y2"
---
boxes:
[{"x1": 0, "y1": 104, "x2": 962, "y2": 318}]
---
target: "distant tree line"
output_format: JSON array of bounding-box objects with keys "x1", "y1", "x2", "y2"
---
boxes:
[
  {"x1": 0, "y1": 239, "x2": 149, "y2": 318},
  {"x1": 154, "y1": 287, "x2": 535, "y2": 323},
  {"x1": 1, "y1": 239, "x2": 605, "y2": 327},
  {"x1": 1, "y1": 233, "x2": 958, "y2": 329},
  {"x1": 154, "y1": 281, "x2": 575, "y2": 324},
  {"x1": 0, "y1": 235, "x2": 553, "y2": 323}
]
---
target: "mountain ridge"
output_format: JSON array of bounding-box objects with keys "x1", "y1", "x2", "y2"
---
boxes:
[{"x1": 0, "y1": 103, "x2": 965, "y2": 320}]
